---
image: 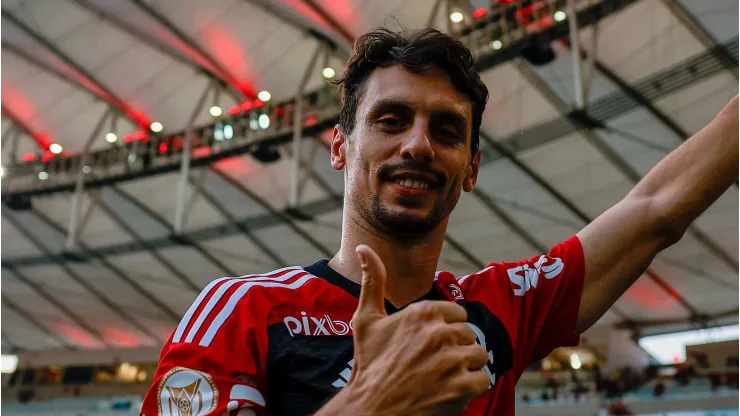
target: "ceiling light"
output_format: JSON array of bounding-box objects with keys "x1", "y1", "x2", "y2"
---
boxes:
[
  {"x1": 258, "y1": 114, "x2": 270, "y2": 129},
  {"x1": 150, "y1": 122, "x2": 163, "y2": 133},
  {"x1": 450, "y1": 11, "x2": 464, "y2": 23},
  {"x1": 490, "y1": 40, "x2": 503, "y2": 50},
  {"x1": 105, "y1": 132, "x2": 118, "y2": 143},
  {"x1": 0, "y1": 166, "x2": 5, "y2": 178},
  {"x1": 322, "y1": 67, "x2": 336, "y2": 79},
  {"x1": 223, "y1": 124, "x2": 234, "y2": 140},
  {"x1": 82, "y1": 165, "x2": 92, "y2": 174},
  {"x1": 257, "y1": 91, "x2": 271, "y2": 102},
  {"x1": 38, "y1": 171, "x2": 49, "y2": 180},
  {"x1": 209, "y1": 105, "x2": 223, "y2": 117},
  {"x1": 49, "y1": 143, "x2": 63, "y2": 154},
  {"x1": 554, "y1": 10, "x2": 567, "y2": 22}
]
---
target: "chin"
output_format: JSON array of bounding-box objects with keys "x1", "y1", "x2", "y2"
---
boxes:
[{"x1": 371, "y1": 198, "x2": 446, "y2": 236}]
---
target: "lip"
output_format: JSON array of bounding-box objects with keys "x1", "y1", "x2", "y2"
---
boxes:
[
  {"x1": 389, "y1": 181, "x2": 433, "y2": 197},
  {"x1": 388, "y1": 171, "x2": 439, "y2": 184}
]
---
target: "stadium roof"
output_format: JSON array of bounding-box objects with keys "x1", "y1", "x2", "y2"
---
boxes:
[{"x1": 1, "y1": 0, "x2": 738, "y2": 352}]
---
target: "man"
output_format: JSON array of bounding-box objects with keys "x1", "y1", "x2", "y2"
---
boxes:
[{"x1": 141, "y1": 28, "x2": 738, "y2": 415}]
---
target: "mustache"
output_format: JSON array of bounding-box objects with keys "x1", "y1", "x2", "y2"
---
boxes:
[{"x1": 378, "y1": 160, "x2": 446, "y2": 186}]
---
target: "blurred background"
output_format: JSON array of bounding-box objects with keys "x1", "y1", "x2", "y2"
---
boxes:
[{"x1": 0, "y1": 0, "x2": 737, "y2": 415}]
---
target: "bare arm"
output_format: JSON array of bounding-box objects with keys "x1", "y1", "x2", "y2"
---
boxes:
[{"x1": 575, "y1": 96, "x2": 739, "y2": 333}]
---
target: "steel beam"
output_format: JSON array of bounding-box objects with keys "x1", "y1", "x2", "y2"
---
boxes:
[
  {"x1": 31, "y1": 208, "x2": 181, "y2": 326},
  {"x1": 130, "y1": 0, "x2": 255, "y2": 99},
  {"x1": 70, "y1": 0, "x2": 242, "y2": 102},
  {"x1": 1, "y1": 293, "x2": 75, "y2": 350},
  {"x1": 0, "y1": 331, "x2": 21, "y2": 353},
  {"x1": 1, "y1": 103, "x2": 52, "y2": 151},
  {"x1": 89, "y1": 193, "x2": 202, "y2": 293},
  {"x1": 514, "y1": 59, "x2": 705, "y2": 318},
  {"x1": 301, "y1": 0, "x2": 355, "y2": 46},
  {"x1": 210, "y1": 166, "x2": 334, "y2": 257},
  {"x1": 2, "y1": 266, "x2": 108, "y2": 347},
  {"x1": 243, "y1": 0, "x2": 349, "y2": 54},
  {"x1": 291, "y1": 44, "x2": 323, "y2": 208},
  {"x1": 2, "y1": 9, "x2": 150, "y2": 129},
  {"x1": 518, "y1": 58, "x2": 738, "y2": 271},
  {"x1": 187, "y1": 171, "x2": 286, "y2": 266},
  {"x1": 174, "y1": 83, "x2": 211, "y2": 233},
  {"x1": 567, "y1": 0, "x2": 585, "y2": 109},
  {"x1": 107, "y1": 185, "x2": 237, "y2": 276},
  {"x1": 67, "y1": 109, "x2": 111, "y2": 250},
  {"x1": 661, "y1": 0, "x2": 738, "y2": 79},
  {"x1": 2, "y1": 211, "x2": 161, "y2": 344}
]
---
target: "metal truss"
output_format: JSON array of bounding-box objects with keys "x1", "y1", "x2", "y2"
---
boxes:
[
  {"x1": 30, "y1": 208, "x2": 182, "y2": 325},
  {"x1": 1, "y1": 293, "x2": 75, "y2": 350},
  {"x1": 1, "y1": 9, "x2": 149, "y2": 130},
  {"x1": 514, "y1": 58, "x2": 708, "y2": 318},
  {"x1": 70, "y1": 0, "x2": 241, "y2": 102},
  {"x1": 0, "y1": 104, "x2": 53, "y2": 152},
  {"x1": 243, "y1": 0, "x2": 350, "y2": 56},
  {"x1": 661, "y1": 0, "x2": 738, "y2": 79},
  {"x1": 2, "y1": 210, "x2": 162, "y2": 344},
  {"x1": 130, "y1": 0, "x2": 255, "y2": 99},
  {"x1": 301, "y1": 0, "x2": 355, "y2": 46}
]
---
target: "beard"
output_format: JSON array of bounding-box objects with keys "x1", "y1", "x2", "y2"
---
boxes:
[{"x1": 369, "y1": 183, "x2": 460, "y2": 237}]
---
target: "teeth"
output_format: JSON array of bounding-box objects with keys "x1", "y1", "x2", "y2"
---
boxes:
[{"x1": 394, "y1": 179, "x2": 429, "y2": 189}]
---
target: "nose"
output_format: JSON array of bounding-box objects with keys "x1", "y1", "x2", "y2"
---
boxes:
[{"x1": 399, "y1": 121, "x2": 434, "y2": 164}]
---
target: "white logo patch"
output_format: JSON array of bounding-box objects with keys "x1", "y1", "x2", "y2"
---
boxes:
[
  {"x1": 507, "y1": 255, "x2": 564, "y2": 296},
  {"x1": 158, "y1": 367, "x2": 218, "y2": 416}
]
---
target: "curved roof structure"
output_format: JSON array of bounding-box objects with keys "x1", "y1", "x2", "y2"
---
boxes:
[{"x1": 1, "y1": 0, "x2": 738, "y2": 352}]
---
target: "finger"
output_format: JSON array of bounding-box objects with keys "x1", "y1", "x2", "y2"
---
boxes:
[
  {"x1": 451, "y1": 369, "x2": 491, "y2": 397},
  {"x1": 419, "y1": 301, "x2": 467, "y2": 323},
  {"x1": 458, "y1": 344, "x2": 490, "y2": 370},
  {"x1": 355, "y1": 245, "x2": 388, "y2": 317},
  {"x1": 447, "y1": 322, "x2": 477, "y2": 345}
]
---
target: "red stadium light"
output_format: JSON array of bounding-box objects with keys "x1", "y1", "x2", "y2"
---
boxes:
[
  {"x1": 40, "y1": 150, "x2": 55, "y2": 162},
  {"x1": 253, "y1": 99, "x2": 264, "y2": 108},
  {"x1": 134, "y1": 130, "x2": 148, "y2": 141},
  {"x1": 158, "y1": 142, "x2": 168, "y2": 154},
  {"x1": 22, "y1": 152, "x2": 36, "y2": 162},
  {"x1": 229, "y1": 105, "x2": 241, "y2": 115},
  {"x1": 240, "y1": 101, "x2": 253, "y2": 111},
  {"x1": 124, "y1": 134, "x2": 134, "y2": 143},
  {"x1": 473, "y1": 7, "x2": 487, "y2": 19}
]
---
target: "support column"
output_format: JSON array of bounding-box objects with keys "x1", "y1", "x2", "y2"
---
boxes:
[
  {"x1": 66, "y1": 109, "x2": 110, "y2": 250},
  {"x1": 567, "y1": 0, "x2": 585, "y2": 109},
  {"x1": 174, "y1": 83, "x2": 211, "y2": 234},
  {"x1": 290, "y1": 44, "x2": 323, "y2": 208}
]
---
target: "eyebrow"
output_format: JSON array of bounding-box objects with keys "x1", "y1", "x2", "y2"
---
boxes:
[{"x1": 367, "y1": 98, "x2": 469, "y2": 127}]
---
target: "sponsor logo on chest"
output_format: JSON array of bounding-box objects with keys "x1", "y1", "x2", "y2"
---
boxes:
[{"x1": 283, "y1": 311, "x2": 353, "y2": 336}]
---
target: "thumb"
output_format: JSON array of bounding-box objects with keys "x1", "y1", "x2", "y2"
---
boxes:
[{"x1": 355, "y1": 245, "x2": 387, "y2": 318}]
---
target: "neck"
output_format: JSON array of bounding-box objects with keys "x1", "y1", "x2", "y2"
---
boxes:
[{"x1": 328, "y1": 207, "x2": 447, "y2": 307}]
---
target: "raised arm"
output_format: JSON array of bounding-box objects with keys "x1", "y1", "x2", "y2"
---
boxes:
[{"x1": 575, "y1": 96, "x2": 739, "y2": 333}]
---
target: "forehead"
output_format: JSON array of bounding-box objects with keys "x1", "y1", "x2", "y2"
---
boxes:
[{"x1": 359, "y1": 65, "x2": 472, "y2": 118}]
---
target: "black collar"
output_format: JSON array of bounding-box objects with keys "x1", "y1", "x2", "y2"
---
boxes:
[{"x1": 304, "y1": 260, "x2": 443, "y2": 314}]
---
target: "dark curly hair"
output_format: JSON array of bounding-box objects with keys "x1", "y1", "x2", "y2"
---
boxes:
[{"x1": 332, "y1": 27, "x2": 488, "y2": 155}]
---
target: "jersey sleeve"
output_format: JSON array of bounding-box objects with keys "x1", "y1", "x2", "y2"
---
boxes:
[
  {"x1": 461, "y1": 235, "x2": 586, "y2": 372},
  {"x1": 141, "y1": 277, "x2": 270, "y2": 416}
]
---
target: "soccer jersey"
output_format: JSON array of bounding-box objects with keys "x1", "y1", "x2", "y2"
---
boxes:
[{"x1": 141, "y1": 235, "x2": 585, "y2": 416}]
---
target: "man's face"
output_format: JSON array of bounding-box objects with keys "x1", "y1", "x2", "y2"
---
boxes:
[{"x1": 331, "y1": 65, "x2": 481, "y2": 236}]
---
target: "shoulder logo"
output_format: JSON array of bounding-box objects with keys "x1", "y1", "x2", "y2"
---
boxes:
[
  {"x1": 507, "y1": 255, "x2": 564, "y2": 296},
  {"x1": 158, "y1": 367, "x2": 218, "y2": 416}
]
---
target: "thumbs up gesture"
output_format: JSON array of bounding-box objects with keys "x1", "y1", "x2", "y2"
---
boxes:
[{"x1": 342, "y1": 245, "x2": 491, "y2": 415}]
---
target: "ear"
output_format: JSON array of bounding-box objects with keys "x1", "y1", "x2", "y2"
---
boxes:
[
  {"x1": 330, "y1": 124, "x2": 347, "y2": 171},
  {"x1": 463, "y1": 148, "x2": 481, "y2": 192}
]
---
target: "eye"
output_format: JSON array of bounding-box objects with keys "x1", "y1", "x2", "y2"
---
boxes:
[{"x1": 379, "y1": 116, "x2": 401, "y2": 127}]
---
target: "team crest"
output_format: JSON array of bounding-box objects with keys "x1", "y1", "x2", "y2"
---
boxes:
[{"x1": 158, "y1": 367, "x2": 218, "y2": 416}]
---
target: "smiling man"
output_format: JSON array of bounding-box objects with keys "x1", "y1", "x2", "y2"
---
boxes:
[{"x1": 141, "y1": 28, "x2": 738, "y2": 416}]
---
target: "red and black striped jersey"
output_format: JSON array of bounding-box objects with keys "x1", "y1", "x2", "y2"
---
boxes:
[{"x1": 141, "y1": 235, "x2": 585, "y2": 416}]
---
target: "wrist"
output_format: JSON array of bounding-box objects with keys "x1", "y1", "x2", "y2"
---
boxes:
[{"x1": 315, "y1": 380, "x2": 378, "y2": 416}]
